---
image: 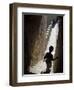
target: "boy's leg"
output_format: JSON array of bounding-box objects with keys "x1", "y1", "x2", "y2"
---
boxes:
[{"x1": 46, "y1": 63, "x2": 51, "y2": 73}]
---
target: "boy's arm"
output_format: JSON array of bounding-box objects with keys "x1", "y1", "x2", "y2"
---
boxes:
[
  {"x1": 53, "y1": 56, "x2": 59, "y2": 61},
  {"x1": 44, "y1": 53, "x2": 48, "y2": 59},
  {"x1": 44, "y1": 53, "x2": 48, "y2": 62}
]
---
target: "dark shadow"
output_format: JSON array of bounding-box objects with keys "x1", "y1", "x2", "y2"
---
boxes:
[
  {"x1": 24, "y1": 15, "x2": 42, "y2": 74},
  {"x1": 53, "y1": 16, "x2": 63, "y2": 73}
]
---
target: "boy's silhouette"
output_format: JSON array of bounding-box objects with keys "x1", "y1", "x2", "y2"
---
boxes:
[{"x1": 43, "y1": 46, "x2": 58, "y2": 73}]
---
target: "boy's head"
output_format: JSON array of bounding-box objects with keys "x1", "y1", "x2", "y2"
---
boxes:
[{"x1": 49, "y1": 46, "x2": 54, "y2": 52}]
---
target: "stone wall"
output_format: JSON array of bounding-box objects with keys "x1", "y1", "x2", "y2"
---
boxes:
[{"x1": 24, "y1": 15, "x2": 48, "y2": 73}]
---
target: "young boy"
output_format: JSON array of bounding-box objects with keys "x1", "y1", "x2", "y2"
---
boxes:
[{"x1": 44, "y1": 46, "x2": 58, "y2": 73}]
